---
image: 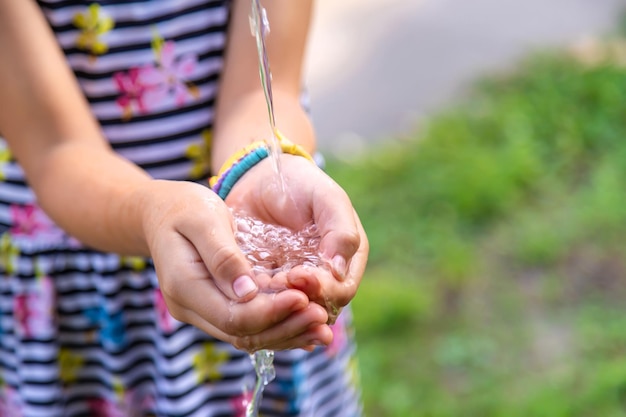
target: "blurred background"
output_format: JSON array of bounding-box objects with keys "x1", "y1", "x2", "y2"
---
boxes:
[
  {"x1": 307, "y1": 0, "x2": 624, "y2": 153},
  {"x1": 303, "y1": 1, "x2": 626, "y2": 415}
]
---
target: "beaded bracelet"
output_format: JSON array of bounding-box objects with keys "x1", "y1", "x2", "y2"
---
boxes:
[{"x1": 209, "y1": 132, "x2": 315, "y2": 200}]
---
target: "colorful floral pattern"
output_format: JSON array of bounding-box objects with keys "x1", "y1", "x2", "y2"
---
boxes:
[
  {"x1": 9, "y1": 203, "x2": 63, "y2": 240},
  {"x1": 113, "y1": 68, "x2": 152, "y2": 120},
  {"x1": 347, "y1": 356, "x2": 361, "y2": 394},
  {"x1": 88, "y1": 398, "x2": 124, "y2": 417},
  {"x1": 0, "y1": 203, "x2": 81, "y2": 265},
  {"x1": 120, "y1": 256, "x2": 147, "y2": 271},
  {"x1": 186, "y1": 129, "x2": 213, "y2": 179},
  {"x1": 230, "y1": 391, "x2": 253, "y2": 417},
  {"x1": 0, "y1": 385, "x2": 23, "y2": 417},
  {"x1": 87, "y1": 380, "x2": 155, "y2": 417},
  {"x1": 58, "y1": 348, "x2": 85, "y2": 385},
  {"x1": 0, "y1": 142, "x2": 12, "y2": 181},
  {"x1": 0, "y1": 233, "x2": 19, "y2": 275},
  {"x1": 84, "y1": 305, "x2": 127, "y2": 350},
  {"x1": 0, "y1": 202, "x2": 77, "y2": 274},
  {"x1": 193, "y1": 342, "x2": 230, "y2": 383},
  {"x1": 14, "y1": 275, "x2": 55, "y2": 339},
  {"x1": 75, "y1": 4, "x2": 208, "y2": 174},
  {"x1": 154, "y1": 288, "x2": 177, "y2": 333},
  {"x1": 147, "y1": 34, "x2": 200, "y2": 106},
  {"x1": 113, "y1": 30, "x2": 199, "y2": 119},
  {"x1": 326, "y1": 312, "x2": 349, "y2": 358},
  {"x1": 73, "y1": 3, "x2": 114, "y2": 56}
]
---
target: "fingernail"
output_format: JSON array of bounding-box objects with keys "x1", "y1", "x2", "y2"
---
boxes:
[
  {"x1": 331, "y1": 255, "x2": 347, "y2": 280},
  {"x1": 233, "y1": 275, "x2": 257, "y2": 298}
]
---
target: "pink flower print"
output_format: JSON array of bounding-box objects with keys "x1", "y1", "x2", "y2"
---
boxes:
[
  {"x1": 9, "y1": 203, "x2": 64, "y2": 243},
  {"x1": 326, "y1": 313, "x2": 348, "y2": 357},
  {"x1": 0, "y1": 386, "x2": 23, "y2": 417},
  {"x1": 10, "y1": 204, "x2": 44, "y2": 236},
  {"x1": 231, "y1": 391, "x2": 253, "y2": 417},
  {"x1": 154, "y1": 288, "x2": 177, "y2": 333},
  {"x1": 14, "y1": 276, "x2": 55, "y2": 339},
  {"x1": 126, "y1": 391, "x2": 155, "y2": 417},
  {"x1": 144, "y1": 40, "x2": 200, "y2": 107},
  {"x1": 14, "y1": 295, "x2": 32, "y2": 337},
  {"x1": 116, "y1": 385, "x2": 156, "y2": 417},
  {"x1": 113, "y1": 67, "x2": 154, "y2": 120},
  {"x1": 88, "y1": 398, "x2": 124, "y2": 417},
  {"x1": 114, "y1": 30, "x2": 199, "y2": 120},
  {"x1": 89, "y1": 383, "x2": 154, "y2": 417}
]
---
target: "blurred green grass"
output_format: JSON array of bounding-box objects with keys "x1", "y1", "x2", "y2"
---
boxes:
[{"x1": 325, "y1": 37, "x2": 626, "y2": 416}]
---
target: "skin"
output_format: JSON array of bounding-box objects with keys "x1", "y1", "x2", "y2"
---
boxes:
[{"x1": 0, "y1": 0, "x2": 368, "y2": 352}]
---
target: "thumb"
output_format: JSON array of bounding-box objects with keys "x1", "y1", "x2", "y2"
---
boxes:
[
  {"x1": 180, "y1": 210, "x2": 258, "y2": 302},
  {"x1": 315, "y1": 193, "x2": 361, "y2": 281}
]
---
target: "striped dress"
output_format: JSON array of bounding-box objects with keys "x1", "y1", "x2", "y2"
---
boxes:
[{"x1": 0, "y1": 1, "x2": 361, "y2": 416}]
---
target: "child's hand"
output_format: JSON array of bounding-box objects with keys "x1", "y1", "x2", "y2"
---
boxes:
[
  {"x1": 225, "y1": 154, "x2": 369, "y2": 319},
  {"x1": 136, "y1": 180, "x2": 332, "y2": 351}
]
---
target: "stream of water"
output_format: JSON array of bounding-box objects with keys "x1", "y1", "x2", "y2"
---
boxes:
[
  {"x1": 234, "y1": 213, "x2": 325, "y2": 417},
  {"x1": 245, "y1": 1, "x2": 284, "y2": 415},
  {"x1": 242, "y1": 1, "x2": 343, "y2": 414},
  {"x1": 249, "y1": 0, "x2": 284, "y2": 190}
]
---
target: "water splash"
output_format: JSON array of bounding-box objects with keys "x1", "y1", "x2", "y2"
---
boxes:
[
  {"x1": 234, "y1": 211, "x2": 327, "y2": 417},
  {"x1": 243, "y1": 0, "x2": 320, "y2": 414},
  {"x1": 246, "y1": 2, "x2": 283, "y2": 411},
  {"x1": 234, "y1": 214, "x2": 324, "y2": 277},
  {"x1": 234, "y1": 213, "x2": 342, "y2": 322},
  {"x1": 246, "y1": 349, "x2": 276, "y2": 417}
]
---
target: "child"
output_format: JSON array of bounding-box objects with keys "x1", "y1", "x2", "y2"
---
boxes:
[{"x1": 0, "y1": 1, "x2": 368, "y2": 416}]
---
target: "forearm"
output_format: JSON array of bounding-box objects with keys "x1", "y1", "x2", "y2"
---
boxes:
[
  {"x1": 0, "y1": 1, "x2": 152, "y2": 256},
  {"x1": 32, "y1": 142, "x2": 152, "y2": 256}
]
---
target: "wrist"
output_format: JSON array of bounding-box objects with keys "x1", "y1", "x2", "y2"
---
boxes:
[
  {"x1": 209, "y1": 131, "x2": 314, "y2": 200},
  {"x1": 128, "y1": 179, "x2": 166, "y2": 256}
]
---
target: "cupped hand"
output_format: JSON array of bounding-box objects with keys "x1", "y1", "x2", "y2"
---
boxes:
[
  {"x1": 225, "y1": 154, "x2": 369, "y2": 317},
  {"x1": 136, "y1": 180, "x2": 333, "y2": 351}
]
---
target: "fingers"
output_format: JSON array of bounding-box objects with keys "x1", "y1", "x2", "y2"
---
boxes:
[
  {"x1": 313, "y1": 184, "x2": 361, "y2": 281},
  {"x1": 155, "y1": 232, "x2": 330, "y2": 350},
  {"x1": 169, "y1": 273, "x2": 331, "y2": 350},
  {"x1": 287, "y1": 215, "x2": 368, "y2": 314},
  {"x1": 186, "y1": 306, "x2": 333, "y2": 352},
  {"x1": 345, "y1": 210, "x2": 369, "y2": 286},
  {"x1": 146, "y1": 179, "x2": 352, "y2": 351},
  {"x1": 285, "y1": 267, "x2": 323, "y2": 300},
  {"x1": 173, "y1": 294, "x2": 332, "y2": 352},
  {"x1": 287, "y1": 266, "x2": 353, "y2": 311},
  {"x1": 177, "y1": 202, "x2": 259, "y2": 302},
  {"x1": 228, "y1": 305, "x2": 333, "y2": 352}
]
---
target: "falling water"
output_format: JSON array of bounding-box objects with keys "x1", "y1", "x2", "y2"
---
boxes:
[
  {"x1": 234, "y1": 212, "x2": 325, "y2": 417},
  {"x1": 245, "y1": 0, "x2": 287, "y2": 415},
  {"x1": 249, "y1": 0, "x2": 284, "y2": 190}
]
